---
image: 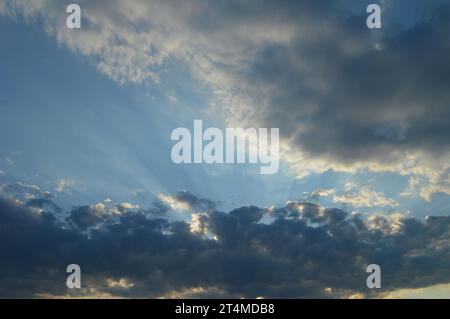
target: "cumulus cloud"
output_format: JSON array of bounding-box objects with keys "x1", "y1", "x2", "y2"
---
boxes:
[
  {"x1": 1, "y1": 192, "x2": 450, "y2": 298},
  {"x1": 69, "y1": 200, "x2": 162, "y2": 229},
  {"x1": 26, "y1": 198, "x2": 62, "y2": 215},
  {"x1": 70, "y1": 204, "x2": 107, "y2": 229},
  {"x1": 106, "y1": 278, "x2": 135, "y2": 289},
  {"x1": 308, "y1": 188, "x2": 337, "y2": 200},
  {"x1": 0, "y1": 181, "x2": 53, "y2": 202}
]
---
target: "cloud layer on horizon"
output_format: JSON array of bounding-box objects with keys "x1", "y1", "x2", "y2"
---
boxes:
[{"x1": 1, "y1": 192, "x2": 450, "y2": 298}]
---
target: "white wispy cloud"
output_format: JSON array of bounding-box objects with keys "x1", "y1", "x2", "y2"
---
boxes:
[{"x1": 333, "y1": 187, "x2": 399, "y2": 208}]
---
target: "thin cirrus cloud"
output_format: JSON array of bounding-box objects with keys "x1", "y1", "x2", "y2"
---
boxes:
[{"x1": 309, "y1": 187, "x2": 399, "y2": 208}]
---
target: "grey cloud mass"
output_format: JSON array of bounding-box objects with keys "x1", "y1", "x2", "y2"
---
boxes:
[
  {"x1": 1, "y1": 195, "x2": 450, "y2": 298},
  {"x1": 246, "y1": 7, "x2": 450, "y2": 160}
]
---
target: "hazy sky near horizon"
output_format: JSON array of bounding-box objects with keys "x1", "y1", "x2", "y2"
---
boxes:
[{"x1": 1, "y1": 0, "x2": 450, "y2": 298}]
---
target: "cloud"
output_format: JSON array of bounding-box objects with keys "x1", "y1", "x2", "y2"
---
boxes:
[
  {"x1": 1, "y1": 193, "x2": 450, "y2": 298},
  {"x1": 55, "y1": 179, "x2": 74, "y2": 193},
  {"x1": 312, "y1": 188, "x2": 336, "y2": 197},
  {"x1": 227, "y1": 4, "x2": 450, "y2": 201},
  {"x1": 158, "y1": 286, "x2": 234, "y2": 299},
  {"x1": 158, "y1": 190, "x2": 219, "y2": 212},
  {"x1": 308, "y1": 186, "x2": 398, "y2": 208},
  {"x1": 383, "y1": 282, "x2": 450, "y2": 299},
  {"x1": 69, "y1": 200, "x2": 160, "y2": 229},
  {"x1": 26, "y1": 198, "x2": 62, "y2": 215},
  {"x1": 0, "y1": 181, "x2": 53, "y2": 202},
  {"x1": 167, "y1": 94, "x2": 178, "y2": 104},
  {"x1": 106, "y1": 278, "x2": 135, "y2": 289},
  {"x1": 308, "y1": 188, "x2": 337, "y2": 201},
  {"x1": 333, "y1": 187, "x2": 399, "y2": 208},
  {"x1": 70, "y1": 204, "x2": 107, "y2": 229}
]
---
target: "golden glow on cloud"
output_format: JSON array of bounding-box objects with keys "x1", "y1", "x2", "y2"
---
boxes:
[
  {"x1": 158, "y1": 193, "x2": 191, "y2": 211},
  {"x1": 383, "y1": 282, "x2": 450, "y2": 299}
]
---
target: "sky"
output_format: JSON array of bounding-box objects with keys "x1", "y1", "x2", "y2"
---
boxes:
[{"x1": 0, "y1": 0, "x2": 450, "y2": 298}]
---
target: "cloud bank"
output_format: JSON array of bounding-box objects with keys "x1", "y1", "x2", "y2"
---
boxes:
[{"x1": 1, "y1": 193, "x2": 450, "y2": 298}]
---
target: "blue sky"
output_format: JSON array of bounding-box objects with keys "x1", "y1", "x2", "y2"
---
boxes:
[
  {"x1": 1, "y1": 0, "x2": 450, "y2": 298},
  {"x1": 0, "y1": 13, "x2": 297, "y2": 211}
]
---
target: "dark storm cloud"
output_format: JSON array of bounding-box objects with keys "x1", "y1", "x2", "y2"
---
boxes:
[
  {"x1": 237, "y1": 4, "x2": 450, "y2": 163},
  {"x1": 26, "y1": 198, "x2": 62, "y2": 215},
  {"x1": 1, "y1": 195, "x2": 450, "y2": 298},
  {"x1": 70, "y1": 205, "x2": 105, "y2": 229}
]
